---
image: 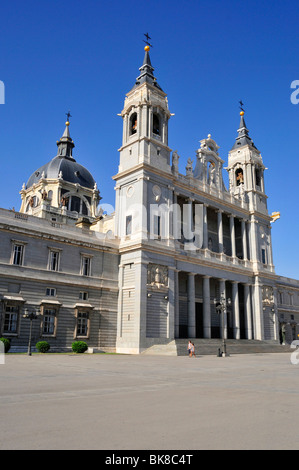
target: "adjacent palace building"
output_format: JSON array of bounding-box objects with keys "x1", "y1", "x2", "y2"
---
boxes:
[{"x1": 1, "y1": 45, "x2": 298, "y2": 354}]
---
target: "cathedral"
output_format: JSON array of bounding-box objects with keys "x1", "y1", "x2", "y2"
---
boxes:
[{"x1": 0, "y1": 44, "x2": 298, "y2": 354}]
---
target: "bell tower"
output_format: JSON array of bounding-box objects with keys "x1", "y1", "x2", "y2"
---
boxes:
[
  {"x1": 227, "y1": 108, "x2": 274, "y2": 271},
  {"x1": 118, "y1": 44, "x2": 172, "y2": 174},
  {"x1": 227, "y1": 109, "x2": 267, "y2": 214}
]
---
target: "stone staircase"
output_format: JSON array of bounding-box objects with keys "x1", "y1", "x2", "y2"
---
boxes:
[{"x1": 142, "y1": 338, "x2": 292, "y2": 356}]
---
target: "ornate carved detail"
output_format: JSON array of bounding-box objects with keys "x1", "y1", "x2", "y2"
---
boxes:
[
  {"x1": 262, "y1": 286, "x2": 274, "y2": 305},
  {"x1": 147, "y1": 264, "x2": 168, "y2": 288},
  {"x1": 152, "y1": 184, "x2": 161, "y2": 202}
]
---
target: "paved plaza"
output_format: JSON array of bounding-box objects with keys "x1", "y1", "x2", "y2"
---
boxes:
[{"x1": 0, "y1": 351, "x2": 298, "y2": 450}]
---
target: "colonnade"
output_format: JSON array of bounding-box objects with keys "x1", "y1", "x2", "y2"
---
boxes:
[
  {"x1": 174, "y1": 195, "x2": 250, "y2": 259},
  {"x1": 175, "y1": 272, "x2": 255, "y2": 340}
]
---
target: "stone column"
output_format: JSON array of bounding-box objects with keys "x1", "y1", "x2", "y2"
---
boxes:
[
  {"x1": 249, "y1": 215, "x2": 260, "y2": 263},
  {"x1": 168, "y1": 267, "x2": 175, "y2": 340},
  {"x1": 203, "y1": 204, "x2": 208, "y2": 249},
  {"x1": 241, "y1": 219, "x2": 248, "y2": 260},
  {"x1": 117, "y1": 264, "x2": 125, "y2": 339},
  {"x1": 217, "y1": 210, "x2": 223, "y2": 254},
  {"x1": 174, "y1": 269, "x2": 180, "y2": 338},
  {"x1": 187, "y1": 273, "x2": 196, "y2": 338},
  {"x1": 173, "y1": 192, "x2": 179, "y2": 242},
  {"x1": 139, "y1": 176, "x2": 148, "y2": 241},
  {"x1": 230, "y1": 215, "x2": 236, "y2": 258},
  {"x1": 232, "y1": 281, "x2": 240, "y2": 339},
  {"x1": 253, "y1": 276, "x2": 264, "y2": 340},
  {"x1": 203, "y1": 276, "x2": 211, "y2": 338},
  {"x1": 268, "y1": 225, "x2": 274, "y2": 269},
  {"x1": 244, "y1": 283, "x2": 253, "y2": 340},
  {"x1": 188, "y1": 198, "x2": 194, "y2": 238},
  {"x1": 272, "y1": 286, "x2": 279, "y2": 341},
  {"x1": 123, "y1": 113, "x2": 128, "y2": 145},
  {"x1": 219, "y1": 279, "x2": 227, "y2": 339}
]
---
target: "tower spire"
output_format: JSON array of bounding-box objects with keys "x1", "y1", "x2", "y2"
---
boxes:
[
  {"x1": 132, "y1": 38, "x2": 163, "y2": 91},
  {"x1": 231, "y1": 106, "x2": 257, "y2": 150},
  {"x1": 57, "y1": 113, "x2": 75, "y2": 161}
]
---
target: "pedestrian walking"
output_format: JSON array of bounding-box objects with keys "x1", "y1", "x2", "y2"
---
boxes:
[
  {"x1": 191, "y1": 342, "x2": 196, "y2": 357},
  {"x1": 188, "y1": 340, "x2": 192, "y2": 357}
]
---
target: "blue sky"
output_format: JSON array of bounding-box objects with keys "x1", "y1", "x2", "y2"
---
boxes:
[{"x1": 0, "y1": 0, "x2": 298, "y2": 278}]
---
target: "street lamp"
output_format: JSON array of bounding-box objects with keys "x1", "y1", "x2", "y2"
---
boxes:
[
  {"x1": 215, "y1": 294, "x2": 232, "y2": 357},
  {"x1": 23, "y1": 307, "x2": 41, "y2": 356}
]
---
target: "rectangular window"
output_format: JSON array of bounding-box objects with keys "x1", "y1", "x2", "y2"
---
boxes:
[
  {"x1": 12, "y1": 244, "x2": 24, "y2": 266},
  {"x1": 49, "y1": 250, "x2": 60, "y2": 271},
  {"x1": 79, "y1": 292, "x2": 89, "y2": 301},
  {"x1": 154, "y1": 215, "x2": 161, "y2": 237},
  {"x1": 77, "y1": 311, "x2": 89, "y2": 336},
  {"x1": 4, "y1": 305, "x2": 19, "y2": 334},
  {"x1": 261, "y1": 249, "x2": 266, "y2": 265},
  {"x1": 42, "y1": 308, "x2": 56, "y2": 335},
  {"x1": 126, "y1": 215, "x2": 132, "y2": 236},
  {"x1": 46, "y1": 288, "x2": 56, "y2": 297},
  {"x1": 81, "y1": 256, "x2": 91, "y2": 276}
]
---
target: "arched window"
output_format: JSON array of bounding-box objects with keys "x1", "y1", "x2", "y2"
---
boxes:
[
  {"x1": 235, "y1": 168, "x2": 244, "y2": 186},
  {"x1": 153, "y1": 113, "x2": 160, "y2": 136},
  {"x1": 26, "y1": 195, "x2": 39, "y2": 211},
  {"x1": 130, "y1": 113, "x2": 137, "y2": 135}
]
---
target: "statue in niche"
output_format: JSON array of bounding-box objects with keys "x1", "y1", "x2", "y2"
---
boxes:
[
  {"x1": 147, "y1": 264, "x2": 168, "y2": 288},
  {"x1": 61, "y1": 196, "x2": 69, "y2": 207},
  {"x1": 236, "y1": 169, "x2": 244, "y2": 186},
  {"x1": 208, "y1": 162, "x2": 216, "y2": 185},
  {"x1": 262, "y1": 286, "x2": 274, "y2": 305},
  {"x1": 41, "y1": 189, "x2": 48, "y2": 200}
]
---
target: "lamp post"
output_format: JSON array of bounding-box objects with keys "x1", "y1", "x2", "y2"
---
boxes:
[
  {"x1": 215, "y1": 294, "x2": 231, "y2": 357},
  {"x1": 23, "y1": 307, "x2": 41, "y2": 356}
]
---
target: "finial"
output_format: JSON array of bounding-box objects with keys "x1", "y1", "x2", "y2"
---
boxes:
[
  {"x1": 65, "y1": 111, "x2": 72, "y2": 126},
  {"x1": 143, "y1": 32, "x2": 153, "y2": 50}
]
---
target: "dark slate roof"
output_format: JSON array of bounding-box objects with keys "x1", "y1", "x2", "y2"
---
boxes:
[
  {"x1": 130, "y1": 48, "x2": 164, "y2": 92},
  {"x1": 231, "y1": 114, "x2": 258, "y2": 150},
  {"x1": 26, "y1": 156, "x2": 96, "y2": 189}
]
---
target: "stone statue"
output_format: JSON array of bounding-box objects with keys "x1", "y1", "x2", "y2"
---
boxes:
[
  {"x1": 61, "y1": 196, "x2": 69, "y2": 207},
  {"x1": 208, "y1": 162, "x2": 216, "y2": 185},
  {"x1": 186, "y1": 158, "x2": 193, "y2": 177},
  {"x1": 172, "y1": 150, "x2": 179, "y2": 175}
]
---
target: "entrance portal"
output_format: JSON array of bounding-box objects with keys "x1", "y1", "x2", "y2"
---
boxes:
[{"x1": 196, "y1": 302, "x2": 203, "y2": 338}]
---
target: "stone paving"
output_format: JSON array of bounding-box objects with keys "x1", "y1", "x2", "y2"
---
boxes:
[{"x1": 0, "y1": 352, "x2": 299, "y2": 450}]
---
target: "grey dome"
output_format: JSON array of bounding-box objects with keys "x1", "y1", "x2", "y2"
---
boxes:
[
  {"x1": 26, "y1": 155, "x2": 96, "y2": 189},
  {"x1": 26, "y1": 121, "x2": 96, "y2": 190}
]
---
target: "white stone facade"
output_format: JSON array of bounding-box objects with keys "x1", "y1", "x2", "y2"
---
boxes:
[{"x1": 0, "y1": 47, "x2": 298, "y2": 353}]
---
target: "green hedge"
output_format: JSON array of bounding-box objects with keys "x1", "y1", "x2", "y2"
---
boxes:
[
  {"x1": 35, "y1": 341, "x2": 50, "y2": 353},
  {"x1": 72, "y1": 341, "x2": 88, "y2": 353},
  {"x1": 0, "y1": 337, "x2": 11, "y2": 353}
]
